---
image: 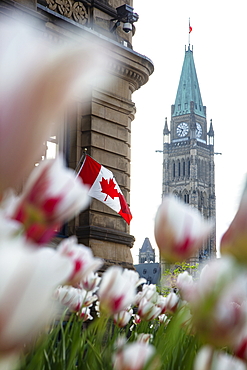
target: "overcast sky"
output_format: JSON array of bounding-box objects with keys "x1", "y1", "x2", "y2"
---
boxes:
[{"x1": 129, "y1": 0, "x2": 247, "y2": 263}]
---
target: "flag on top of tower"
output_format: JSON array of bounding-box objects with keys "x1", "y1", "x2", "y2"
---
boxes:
[
  {"x1": 77, "y1": 154, "x2": 132, "y2": 224},
  {"x1": 189, "y1": 19, "x2": 192, "y2": 33}
]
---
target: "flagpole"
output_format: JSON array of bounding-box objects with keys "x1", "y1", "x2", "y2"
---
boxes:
[
  {"x1": 188, "y1": 18, "x2": 192, "y2": 49},
  {"x1": 75, "y1": 148, "x2": 87, "y2": 174},
  {"x1": 188, "y1": 18, "x2": 190, "y2": 48}
]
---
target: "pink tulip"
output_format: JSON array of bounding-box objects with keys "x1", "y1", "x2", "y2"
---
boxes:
[
  {"x1": 133, "y1": 314, "x2": 142, "y2": 325},
  {"x1": 183, "y1": 257, "x2": 247, "y2": 347},
  {"x1": 234, "y1": 332, "x2": 247, "y2": 362},
  {"x1": 114, "y1": 308, "x2": 133, "y2": 328},
  {"x1": 0, "y1": 20, "x2": 105, "y2": 194},
  {"x1": 136, "y1": 333, "x2": 153, "y2": 344},
  {"x1": 113, "y1": 342, "x2": 156, "y2": 370},
  {"x1": 54, "y1": 286, "x2": 82, "y2": 312},
  {"x1": 221, "y1": 178, "x2": 247, "y2": 263},
  {"x1": 98, "y1": 266, "x2": 138, "y2": 315},
  {"x1": 57, "y1": 236, "x2": 103, "y2": 285},
  {"x1": 137, "y1": 298, "x2": 162, "y2": 321},
  {"x1": 79, "y1": 307, "x2": 93, "y2": 322},
  {"x1": 0, "y1": 239, "x2": 73, "y2": 353},
  {"x1": 135, "y1": 284, "x2": 158, "y2": 306},
  {"x1": 156, "y1": 295, "x2": 167, "y2": 314},
  {"x1": 158, "y1": 314, "x2": 168, "y2": 324},
  {"x1": 11, "y1": 157, "x2": 90, "y2": 244},
  {"x1": 176, "y1": 271, "x2": 196, "y2": 303},
  {"x1": 154, "y1": 195, "x2": 213, "y2": 263},
  {"x1": 55, "y1": 285, "x2": 97, "y2": 312},
  {"x1": 80, "y1": 272, "x2": 101, "y2": 292},
  {"x1": 156, "y1": 293, "x2": 179, "y2": 315},
  {"x1": 194, "y1": 346, "x2": 246, "y2": 370}
]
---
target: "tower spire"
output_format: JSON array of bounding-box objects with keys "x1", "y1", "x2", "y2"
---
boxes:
[{"x1": 173, "y1": 45, "x2": 205, "y2": 118}]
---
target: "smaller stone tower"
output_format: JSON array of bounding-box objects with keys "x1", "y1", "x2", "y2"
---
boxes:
[{"x1": 139, "y1": 237, "x2": 156, "y2": 263}]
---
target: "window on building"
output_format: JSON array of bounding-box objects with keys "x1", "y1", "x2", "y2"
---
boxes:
[
  {"x1": 45, "y1": 136, "x2": 58, "y2": 159},
  {"x1": 184, "y1": 194, "x2": 189, "y2": 204},
  {"x1": 183, "y1": 160, "x2": 185, "y2": 177},
  {"x1": 187, "y1": 159, "x2": 190, "y2": 177}
]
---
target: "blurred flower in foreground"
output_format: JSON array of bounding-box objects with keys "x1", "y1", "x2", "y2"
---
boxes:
[
  {"x1": 220, "y1": 177, "x2": 247, "y2": 263},
  {"x1": 194, "y1": 345, "x2": 246, "y2": 370},
  {"x1": 57, "y1": 236, "x2": 103, "y2": 285},
  {"x1": 11, "y1": 157, "x2": 90, "y2": 244},
  {"x1": 113, "y1": 341, "x2": 157, "y2": 370},
  {"x1": 98, "y1": 266, "x2": 138, "y2": 315},
  {"x1": 0, "y1": 19, "x2": 106, "y2": 194},
  {"x1": 0, "y1": 240, "x2": 73, "y2": 353},
  {"x1": 154, "y1": 195, "x2": 213, "y2": 263},
  {"x1": 234, "y1": 330, "x2": 247, "y2": 362},
  {"x1": 179, "y1": 257, "x2": 247, "y2": 347}
]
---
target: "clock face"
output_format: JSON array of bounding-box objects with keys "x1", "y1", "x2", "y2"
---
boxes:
[
  {"x1": 196, "y1": 122, "x2": 202, "y2": 138},
  {"x1": 176, "y1": 122, "x2": 189, "y2": 137}
]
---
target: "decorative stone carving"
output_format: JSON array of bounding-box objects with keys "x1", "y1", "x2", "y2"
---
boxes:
[
  {"x1": 72, "y1": 2, "x2": 87, "y2": 24},
  {"x1": 46, "y1": 0, "x2": 88, "y2": 25}
]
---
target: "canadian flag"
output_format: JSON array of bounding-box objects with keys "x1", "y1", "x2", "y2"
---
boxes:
[{"x1": 78, "y1": 155, "x2": 132, "y2": 224}]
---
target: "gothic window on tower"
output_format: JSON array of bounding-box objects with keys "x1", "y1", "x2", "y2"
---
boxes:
[
  {"x1": 187, "y1": 159, "x2": 190, "y2": 177},
  {"x1": 182, "y1": 160, "x2": 186, "y2": 177},
  {"x1": 202, "y1": 161, "x2": 205, "y2": 181},
  {"x1": 173, "y1": 162, "x2": 176, "y2": 178},
  {"x1": 198, "y1": 159, "x2": 201, "y2": 179},
  {"x1": 184, "y1": 193, "x2": 189, "y2": 204},
  {"x1": 198, "y1": 191, "x2": 204, "y2": 211},
  {"x1": 178, "y1": 161, "x2": 181, "y2": 177}
]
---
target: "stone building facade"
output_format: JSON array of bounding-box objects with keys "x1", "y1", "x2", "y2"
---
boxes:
[
  {"x1": 0, "y1": 0, "x2": 154, "y2": 269},
  {"x1": 162, "y1": 45, "x2": 216, "y2": 267}
]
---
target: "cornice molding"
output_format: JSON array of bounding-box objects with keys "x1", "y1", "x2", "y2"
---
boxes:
[
  {"x1": 76, "y1": 225, "x2": 135, "y2": 248},
  {"x1": 107, "y1": 59, "x2": 150, "y2": 91}
]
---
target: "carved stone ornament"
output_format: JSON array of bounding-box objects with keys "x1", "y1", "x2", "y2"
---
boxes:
[{"x1": 46, "y1": 0, "x2": 88, "y2": 25}]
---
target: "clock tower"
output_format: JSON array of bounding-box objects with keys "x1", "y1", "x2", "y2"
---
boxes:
[{"x1": 162, "y1": 45, "x2": 216, "y2": 264}]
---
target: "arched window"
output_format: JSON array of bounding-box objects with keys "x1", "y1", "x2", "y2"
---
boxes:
[
  {"x1": 173, "y1": 162, "x2": 176, "y2": 178},
  {"x1": 184, "y1": 193, "x2": 189, "y2": 204},
  {"x1": 187, "y1": 159, "x2": 190, "y2": 177},
  {"x1": 201, "y1": 161, "x2": 205, "y2": 181},
  {"x1": 178, "y1": 161, "x2": 181, "y2": 177},
  {"x1": 182, "y1": 160, "x2": 186, "y2": 177}
]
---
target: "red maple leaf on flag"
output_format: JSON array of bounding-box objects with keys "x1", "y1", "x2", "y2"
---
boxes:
[{"x1": 100, "y1": 177, "x2": 119, "y2": 201}]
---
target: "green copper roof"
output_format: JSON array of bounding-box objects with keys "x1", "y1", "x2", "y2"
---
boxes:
[{"x1": 172, "y1": 46, "x2": 205, "y2": 118}]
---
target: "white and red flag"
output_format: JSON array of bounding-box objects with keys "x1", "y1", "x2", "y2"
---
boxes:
[{"x1": 78, "y1": 155, "x2": 132, "y2": 224}]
